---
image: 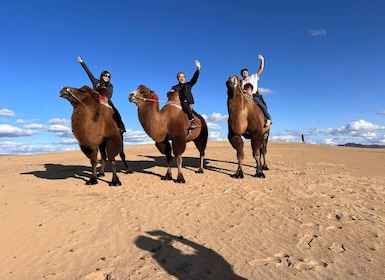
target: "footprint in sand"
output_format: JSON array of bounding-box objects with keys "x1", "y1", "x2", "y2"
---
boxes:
[
  {"x1": 252, "y1": 252, "x2": 292, "y2": 267},
  {"x1": 328, "y1": 242, "x2": 345, "y2": 253},
  {"x1": 294, "y1": 259, "x2": 327, "y2": 270},
  {"x1": 296, "y1": 234, "x2": 318, "y2": 250}
]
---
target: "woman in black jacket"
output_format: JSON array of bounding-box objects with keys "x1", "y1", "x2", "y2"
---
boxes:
[{"x1": 77, "y1": 56, "x2": 126, "y2": 133}]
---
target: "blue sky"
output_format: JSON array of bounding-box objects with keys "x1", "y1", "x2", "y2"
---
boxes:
[{"x1": 1, "y1": 0, "x2": 385, "y2": 154}]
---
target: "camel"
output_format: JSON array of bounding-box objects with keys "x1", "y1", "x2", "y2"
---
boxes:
[
  {"x1": 225, "y1": 75, "x2": 270, "y2": 178},
  {"x1": 60, "y1": 85, "x2": 130, "y2": 186},
  {"x1": 128, "y1": 85, "x2": 208, "y2": 183}
]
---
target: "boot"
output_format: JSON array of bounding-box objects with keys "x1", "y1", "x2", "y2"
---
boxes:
[{"x1": 189, "y1": 119, "x2": 197, "y2": 129}]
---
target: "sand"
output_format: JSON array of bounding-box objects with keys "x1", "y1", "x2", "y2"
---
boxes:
[{"x1": 0, "y1": 141, "x2": 384, "y2": 280}]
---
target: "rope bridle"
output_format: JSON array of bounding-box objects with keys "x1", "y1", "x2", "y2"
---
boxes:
[{"x1": 66, "y1": 88, "x2": 86, "y2": 106}]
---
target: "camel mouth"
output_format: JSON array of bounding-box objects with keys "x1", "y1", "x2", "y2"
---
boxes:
[
  {"x1": 227, "y1": 75, "x2": 239, "y2": 88},
  {"x1": 60, "y1": 87, "x2": 70, "y2": 99},
  {"x1": 128, "y1": 92, "x2": 137, "y2": 103}
]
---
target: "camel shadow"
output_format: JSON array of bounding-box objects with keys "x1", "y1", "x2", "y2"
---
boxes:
[
  {"x1": 19, "y1": 159, "x2": 141, "y2": 183},
  {"x1": 20, "y1": 163, "x2": 92, "y2": 183},
  {"x1": 19, "y1": 156, "x2": 263, "y2": 183},
  {"x1": 203, "y1": 158, "x2": 260, "y2": 178},
  {"x1": 135, "y1": 230, "x2": 247, "y2": 280},
  {"x1": 19, "y1": 156, "x2": 204, "y2": 183}
]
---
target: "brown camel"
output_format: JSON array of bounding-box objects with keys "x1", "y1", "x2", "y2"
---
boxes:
[
  {"x1": 60, "y1": 85, "x2": 129, "y2": 186},
  {"x1": 128, "y1": 85, "x2": 208, "y2": 183},
  {"x1": 225, "y1": 75, "x2": 270, "y2": 178}
]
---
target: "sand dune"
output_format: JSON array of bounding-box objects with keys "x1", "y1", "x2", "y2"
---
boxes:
[{"x1": 1, "y1": 141, "x2": 384, "y2": 279}]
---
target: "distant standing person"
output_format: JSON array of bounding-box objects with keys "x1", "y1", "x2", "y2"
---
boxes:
[
  {"x1": 77, "y1": 56, "x2": 126, "y2": 133},
  {"x1": 172, "y1": 60, "x2": 201, "y2": 129},
  {"x1": 302, "y1": 134, "x2": 305, "y2": 144},
  {"x1": 240, "y1": 54, "x2": 272, "y2": 127}
]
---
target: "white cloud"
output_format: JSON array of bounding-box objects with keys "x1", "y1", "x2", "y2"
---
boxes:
[
  {"x1": 49, "y1": 118, "x2": 71, "y2": 125},
  {"x1": 0, "y1": 124, "x2": 38, "y2": 137},
  {"x1": 24, "y1": 124, "x2": 47, "y2": 129},
  {"x1": 207, "y1": 122, "x2": 222, "y2": 129},
  {"x1": 309, "y1": 28, "x2": 326, "y2": 36},
  {"x1": 259, "y1": 88, "x2": 275, "y2": 95},
  {"x1": 202, "y1": 112, "x2": 228, "y2": 122},
  {"x1": 0, "y1": 108, "x2": 15, "y2": 117}
]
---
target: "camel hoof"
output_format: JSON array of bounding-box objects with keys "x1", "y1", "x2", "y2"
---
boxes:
[
  {"x1": 125, "y1": 168, "x2": 134, "y2": 174},
  {"x1": 254, "y1": 172, "x2": 265, "y2": 178},
  {"x1": 262, "y1": 166, "x2": 269, "y2": 171},
  {"x1": 175, "y1": 177, "x2": 186, "y2": 184},
  {"x1": 161, "y1": 173, "x2": 173, "y2": 181},
  {"x1": 86, "y1": 178, "x2": 98, "y2": 185},
  {"x1": 195, "y1": 169, "x2": 204, "y2": 174},
  {"x1": 108, "y1": 177, "x2": 122, "y2": 187},
  {"x1": 231, "y1": 172, "x2": 244, "y2": 179},
  {"x1": 98, "y1": 172, "x2": 105, "y2": 177}
]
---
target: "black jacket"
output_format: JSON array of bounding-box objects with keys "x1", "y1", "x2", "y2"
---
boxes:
[
  {"x1": 172, "y1": 69, "x2": 199, "y2": 104},
  {"x1": 79, "y1": 61, "x2": 114, "y2": 99}
]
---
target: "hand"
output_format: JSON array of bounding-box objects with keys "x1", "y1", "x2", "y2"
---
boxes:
[
  {"x1": 77, "y1": 56, "x2": 83, "y2": 63},
  {"x1": 195, "y1": 60, "x2": 201, "y2": 70},
  {"x1": 258, "y1": 54, "x2": 264, "y2": 61}
]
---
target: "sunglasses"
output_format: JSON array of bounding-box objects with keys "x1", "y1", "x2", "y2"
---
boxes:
[{"x1": 103, "y1": 74, "x2": 111, "y2": 78}]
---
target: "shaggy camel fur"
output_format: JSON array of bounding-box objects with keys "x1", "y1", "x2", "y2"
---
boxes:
[
  {"x1": 129, "y1": 85, "x2": 208, "y2": 183},
  {"x1": 226, "y1": 75, "x2": 270, "y2": 178},
  {"x1": 60, "y1": 85, "x2": 131, "y2": 186}
]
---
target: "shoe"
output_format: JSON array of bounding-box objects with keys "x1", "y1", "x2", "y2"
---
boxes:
[
  {"x1": 264, "y1": 119, "x2": 272, "y2": 127},
  {"x1": 189, "y1": 119, "x2": 197, "y2": 129}
]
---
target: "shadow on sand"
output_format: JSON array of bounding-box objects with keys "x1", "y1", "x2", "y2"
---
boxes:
[
  {"x1": 135, "y1": 230, "x2": 247, "y2": 280},
  {"x1": 19, "y1": 154, "x2": 257, "y2": 183}
]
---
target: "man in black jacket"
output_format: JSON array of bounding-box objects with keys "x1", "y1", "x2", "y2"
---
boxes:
[{"x1": 171, "y1": 60, "x2": 201, "y2": 129}]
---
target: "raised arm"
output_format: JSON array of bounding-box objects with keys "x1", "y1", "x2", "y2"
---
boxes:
[
  {"x1": 189, "y1": 60, "x2": 201, "y2": 86},
  {"x1": 256, "y1": 54, "x2": 265, "y2": 77},
  {"x1": 77, "y1": 56, "x2": 98, "y2": 85}
]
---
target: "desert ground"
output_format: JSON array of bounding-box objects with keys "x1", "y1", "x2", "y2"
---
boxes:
[{"x1": 0, "y1": 141, "x2": 384, "y2": 280}]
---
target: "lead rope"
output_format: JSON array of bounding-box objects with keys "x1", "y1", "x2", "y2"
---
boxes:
[{"x1": 66, "y1": 88, "x2": 86, "y2": 106}]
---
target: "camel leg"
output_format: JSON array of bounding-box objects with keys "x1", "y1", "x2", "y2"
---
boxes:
[
  {"x1": 228, "y1": 133, "x2": 244, "y2": 179},
  {"x1": 251, "y1": 136, "x2": 265, "y2": 178},
  {"x1": 260, "y1": 144, "x2": 269, "y2": 171},
  {"x1": 156, "y1": 141, "x2": 173, "y2": 181},
  {"x1": 120, "y1": 133, "x2": 133, "y2": 174},
  {"x1": 261, "y1": 132, "x2": 269, "y2": 171},
  {"x1": 172, "y1": 138, "x2": 187, "y2": 183},
  {"x1": 81, "y1": 146, "x2": 99, "y2": 185},
  {"x1": 99, "y1": 143, "x2": 107, "y2": 177},
  {"x1": 106, "y1": 137, "x2": 122, "y2": 186},
  {"x1": 193, "y1": 137, "x2": 207, "y2": 174},
  {"x1": 174, "y1": 155, "x2": 185, "y2": 184},
  {"x1": 108, "y1": 158, "x2": 121, "y2": 186}
]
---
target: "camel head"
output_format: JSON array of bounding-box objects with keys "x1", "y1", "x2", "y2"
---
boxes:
[
  {"x1": 60, "y1": 85, "x2": 100, "y2": 107},
  {"x1": 226, "y1": 75, "x2": 242, "y2": 98},
  {"x1": 128, "y1": 85, "x2": 159, "y2": 105},
  {"x1": 166, "y1": 89, "x2": 180, "y2": 102}
]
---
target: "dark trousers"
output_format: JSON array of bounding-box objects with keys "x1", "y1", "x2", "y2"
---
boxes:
[
  {"x1": 253, "y1": 93, "x2": 271, "y2": 121},
  {"x1": 108, "y1": 100, "x2": 126, "y2": 130},
  {"x1": 181, "y1": 99, "x2": 194, "y2": 120}
]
